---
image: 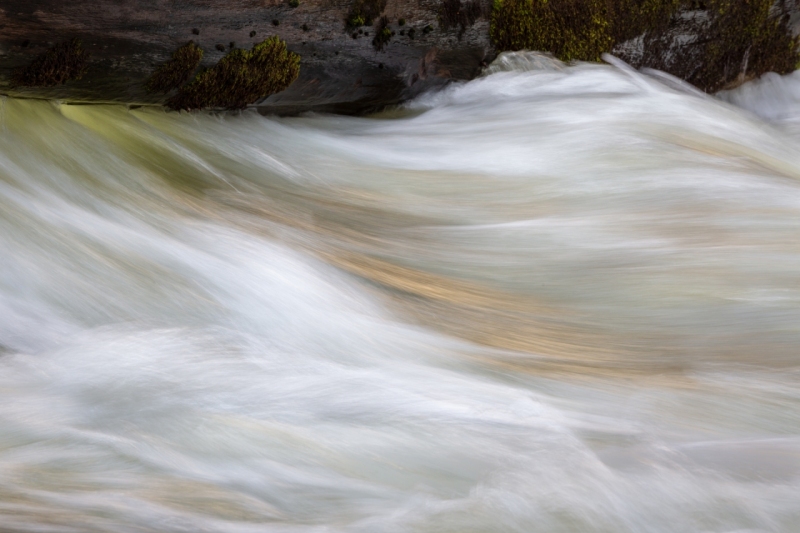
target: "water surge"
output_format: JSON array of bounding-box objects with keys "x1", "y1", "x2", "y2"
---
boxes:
[{"x1": 1, "y1": 54, "x2": 800, "y2": 531}]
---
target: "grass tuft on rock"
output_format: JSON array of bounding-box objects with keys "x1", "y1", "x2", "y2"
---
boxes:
[
  {"x1": 11, "y1": 38, "x2": 89, "y2": 87},
  {"x1": 373, "y1": 16, "x2": 393, "y2": 51},
  {"x1": 145, "y1": 41, "x2": 204, "y2": 94},
  {"x1": 167, "y1": 36, "x2": 300, "y2": 111}
]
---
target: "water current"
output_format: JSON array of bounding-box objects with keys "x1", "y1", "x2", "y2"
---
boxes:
[{"x1": 1, "y1": 53, "x2": 800, "y2": 532}]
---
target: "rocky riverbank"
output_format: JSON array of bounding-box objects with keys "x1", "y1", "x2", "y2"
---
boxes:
[{"x1": 0, "y1": 0, "x2": 797, "y2": 114}]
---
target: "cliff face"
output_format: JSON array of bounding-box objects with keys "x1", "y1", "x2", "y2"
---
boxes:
[
  {"x1": 0, "y1": 0, "x2": 798, "y2": 113},
  {"x1": 0, "y1": 0, "x2": 495, "y2": 113}
]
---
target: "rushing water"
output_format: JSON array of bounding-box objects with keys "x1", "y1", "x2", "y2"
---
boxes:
[{"x1": 1, "y1": 53, "x2": 800, "y2": 532}]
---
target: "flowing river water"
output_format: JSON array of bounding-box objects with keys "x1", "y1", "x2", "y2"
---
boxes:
[{"x1": 1, "y1": 53, "x2": 800, "y2": 532}]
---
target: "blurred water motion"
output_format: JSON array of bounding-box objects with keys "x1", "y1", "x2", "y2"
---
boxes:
[{"x1": 1, "y1": 53, "x2": 800, "y2": 531}]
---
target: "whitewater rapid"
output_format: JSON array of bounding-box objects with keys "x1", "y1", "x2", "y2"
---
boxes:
[{"x1": 1, "y1": 54, "x2": 800, "y2": 532}]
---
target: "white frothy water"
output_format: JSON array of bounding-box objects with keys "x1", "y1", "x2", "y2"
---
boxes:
[{"x1": 1, "y1": 54, "x2": 800, "y2": 532}]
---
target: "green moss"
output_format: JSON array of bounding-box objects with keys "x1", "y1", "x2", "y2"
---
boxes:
[
  {"x1": 489, "y1": 0, "x2": 799, "y2": 90},
  {"x1": 349, "y1": 14, "x2": 366, "y2": 27},
  {"x1": 289, "y1": 0, "x2": 300, "y2": 6},
  {"x1": 489, "y1": 0, "x2": 682, "y2": 60},
  {"x1": 145, "y1": 41, "x2": 203, "y2": 94},
  {"x1": 11, "y1": 38, "x2": 89, "y2": 87},
  {"x1": 346, "y1": 0, "x2": 387, "y2": 28},
  {"x1": 167, "y1": 36, "x2": 300, "y2": 111},
  {"x1": 490, "y1": 0, "x2": 622, "y2": 62}
]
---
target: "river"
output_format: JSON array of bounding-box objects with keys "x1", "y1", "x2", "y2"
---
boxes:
[{"x1": 0, "y1": 53, "x2": 799, "y2": 532}]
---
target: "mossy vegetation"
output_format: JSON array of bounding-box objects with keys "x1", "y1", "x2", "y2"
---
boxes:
[
  {"x1": 145, "y1": 41, "x2": 203, "y2": 94},
  {"x1": 489, "y1": 0, "x2": 647, "y2": 62},
  {"x1": 11, "y1": 38, "x2": 89, "y2": 87},
  {"x1": 167, "y1": 36, "x2": 300, "y2": 111},
  {"x1": 346, "y1": 0, "x2": 388, "y2": 28},
  {"x1": 489, "y1": 0, "x2": 799, "y2": 91}
]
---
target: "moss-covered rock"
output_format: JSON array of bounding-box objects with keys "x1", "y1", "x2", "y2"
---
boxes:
[
  {"x1": 490, "y1": 0, "x2": 616, "y2": 62},
  {"x1": 489, "y1": 0, "x2": 799, "y2": 91},
  {"x1": 489, "y1": 0, "x2": 685, "y2": 62},
  {"x1": 635, "y1": 0, "x2": 800, "y2": 92},
  {"x1": 145, "y1": 41, "x2": 203, "y2": 94},
  {"x1": 166, "y1": 37, "x2": 300, "y2": 111},
  {"x1": 10, "y1": 38, "x2": 90, "y2": 88}
]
